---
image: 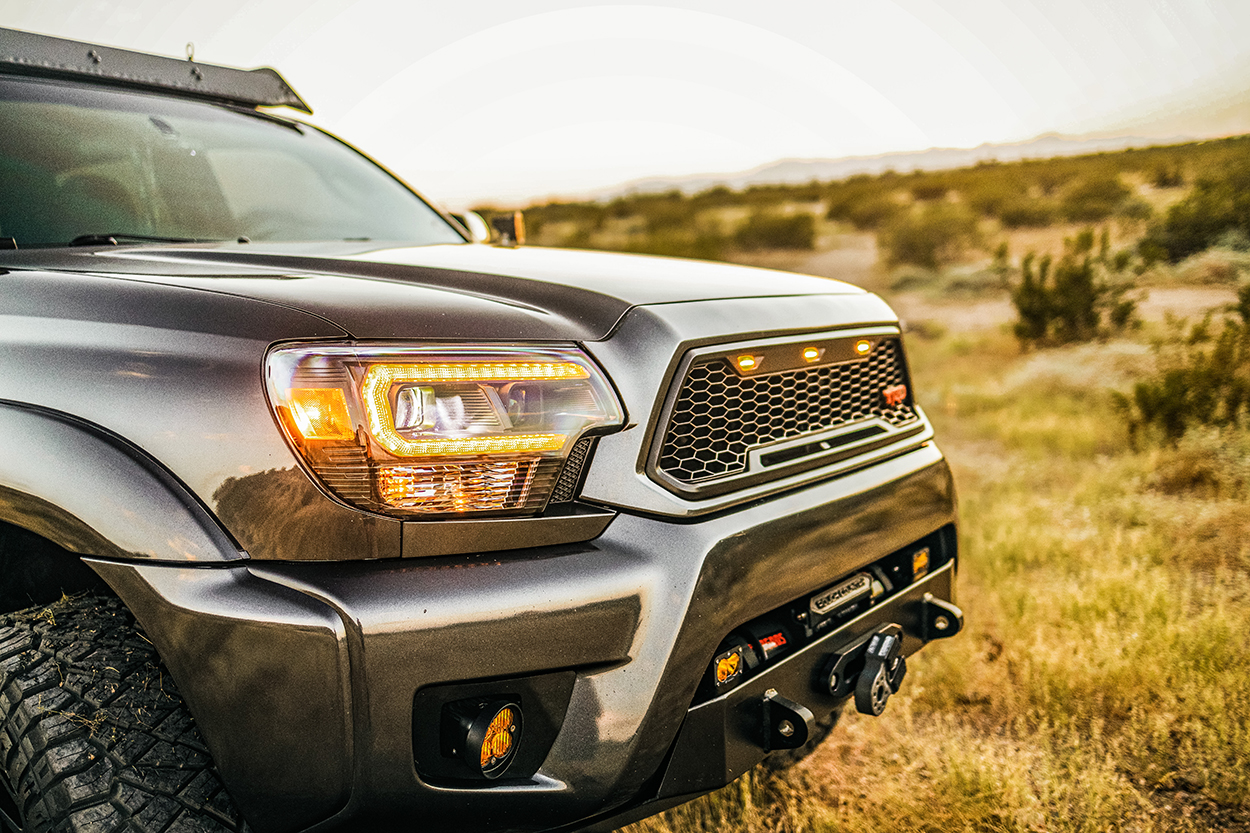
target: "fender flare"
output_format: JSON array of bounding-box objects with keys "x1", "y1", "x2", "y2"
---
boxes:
[{"x1": 0, "y1": 400, "x2": 242, "y2": 562}]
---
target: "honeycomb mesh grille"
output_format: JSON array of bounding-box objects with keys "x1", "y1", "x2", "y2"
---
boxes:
[
  {"x1": 656, "y1": 338, "x2": 917, "y2": 484},
  {"x1": 549, "y1": 437, "x2": 594, "y2": 503}
]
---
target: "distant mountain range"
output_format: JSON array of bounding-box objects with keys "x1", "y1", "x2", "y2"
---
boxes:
[{"x1": 594, "y1": 133, "x2": 1194, "y2": 201}]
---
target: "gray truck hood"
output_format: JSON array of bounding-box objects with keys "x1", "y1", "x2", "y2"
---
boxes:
[{"x1": 1, "y1": 242, "x2": 867, "y2": 341}]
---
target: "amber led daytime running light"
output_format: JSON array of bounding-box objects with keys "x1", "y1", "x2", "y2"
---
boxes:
[{"x1": 361, "y1": 362, "x2": 587, "y2": 457}]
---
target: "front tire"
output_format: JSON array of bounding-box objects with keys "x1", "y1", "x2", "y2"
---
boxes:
[{"x1": 0, "y1": 593, "x2": 248, "y2": 832}]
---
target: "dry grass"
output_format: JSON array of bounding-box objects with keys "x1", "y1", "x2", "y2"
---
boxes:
[{"x1": 625, "y1": 326, "x2": 1250, "y2": 833}]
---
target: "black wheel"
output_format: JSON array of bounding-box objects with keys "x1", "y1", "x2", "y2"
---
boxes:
[
  {"x1": 761, "y1": 705, "x2": 843, "y2": 771},
  {"x1": 0, "y1": 593, "x2": 249, "y2": 832}
]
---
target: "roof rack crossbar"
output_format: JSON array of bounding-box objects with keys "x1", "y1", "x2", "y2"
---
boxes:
[{"x1": 0, "y1": 27, "x2": 312, "y2": 114}]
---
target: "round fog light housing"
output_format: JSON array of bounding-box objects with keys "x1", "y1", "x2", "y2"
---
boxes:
[{"x1": 461, "y1": 700, "x2": 523, "y2": 779}]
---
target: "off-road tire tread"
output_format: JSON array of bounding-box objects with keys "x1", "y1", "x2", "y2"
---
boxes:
[{"x1": 0, "y1": 593, "x2": 248, "y2": 833}]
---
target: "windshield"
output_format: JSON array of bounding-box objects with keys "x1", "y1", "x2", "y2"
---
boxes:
[{"x1": 0, "y1": 76, "x2": 465, "y2": 248}]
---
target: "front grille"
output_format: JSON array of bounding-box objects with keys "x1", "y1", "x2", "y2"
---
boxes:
[{"x1": 656, "y1": 338, "x2": 917, "y2": 484}]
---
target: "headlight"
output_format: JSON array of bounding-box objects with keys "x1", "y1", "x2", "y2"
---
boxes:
[{"x1": 265, "y1": 343, "x2": 624, "y2": 517}]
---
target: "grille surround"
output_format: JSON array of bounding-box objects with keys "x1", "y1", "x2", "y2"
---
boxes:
[{"x1": 649, "y1": 329, "x2": 922, "y2": 498}]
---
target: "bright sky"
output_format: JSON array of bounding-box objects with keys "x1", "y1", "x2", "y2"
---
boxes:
[{"x1": 3, "y1": 0, "x2": 1248, "y2": 208}]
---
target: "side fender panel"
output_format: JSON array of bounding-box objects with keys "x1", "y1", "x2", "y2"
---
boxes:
[
  {"x1": 86, "y1": 559, "x2": 353, "y2": 833},
  {"x1": 0, "y1": 401, "x2": 241, "y2": 561}
]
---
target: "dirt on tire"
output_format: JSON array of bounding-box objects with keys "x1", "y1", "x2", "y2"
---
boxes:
[{"x1": 0, "y1": 593, "x2": 248, "y2": 833}]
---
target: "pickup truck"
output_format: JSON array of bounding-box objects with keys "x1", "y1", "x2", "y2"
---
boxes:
[{"x1": 0, "y1": 27, "x2": 961, "y2": 833}]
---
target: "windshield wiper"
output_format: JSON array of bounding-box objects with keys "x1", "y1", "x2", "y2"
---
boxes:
[{"x1": 69, "y1": 233, "x2": 218, "y2": 247}]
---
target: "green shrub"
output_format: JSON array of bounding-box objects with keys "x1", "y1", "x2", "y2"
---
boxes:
[
  {"x1": 732, "y1": 211, "x2": 815, "y2": 250},
  {"x1": 1116, "y1": 197, "x2": 1153, "y2": 221},
  {"x1": 1117, "y1": 285, "x2": 1250, "y2": 443},
  {"x1": 910, "y1": 180, "x2": 948, "y2": 201},
  {"x1": 998, "y1": 198, "x2": 1058, "y2": 228},
  {"x1": 963, "y1": 182, "x2": 1016, "y2": 217},
  {"x1": 1141, "y1": 161, "x2": 1250, "y2": 262},
  {"x1": 879, "y1": 203, "x2": 977, "y2": 269},
  {"x1": 1152, "y1": 162, "x2": 1185, "y2": 188},
  {"x1": 825, "y1": 193, "x2": 901, "y2": 231},
  {"x1": 1060, "y1": 176, "x2": 1131, "y2": 223},
  {"x1": 620, "y1": 228, "x2": 729, "y2": 260},
  {"x1": 1009, "y1": 229, "x2": 1139, "y2": 345}
]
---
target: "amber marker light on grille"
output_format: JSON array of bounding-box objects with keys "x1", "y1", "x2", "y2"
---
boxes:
[
  {"x1": 855, "y1": 339, "x2": 872, "y2": 356},
  {"x1": 736, "y1": 355, "x2": 763, "y2": 372},
  {"x1": 287, "y1": 388, "x2": 355, "y2": 440},
  {"x1": 802, "y1": 346, "x2": 825, "y2": 363}
]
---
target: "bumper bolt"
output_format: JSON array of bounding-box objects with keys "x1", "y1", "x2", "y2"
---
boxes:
[{"x1": 777, "y1": 720, "x2": 795, "y2": 738}]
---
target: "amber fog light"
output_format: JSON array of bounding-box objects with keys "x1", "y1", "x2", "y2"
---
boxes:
[{"x1": 444, "y1": 699, "x2": 523, "y2": 779}]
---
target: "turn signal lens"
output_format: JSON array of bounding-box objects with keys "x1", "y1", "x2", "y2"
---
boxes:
[
  {"x1": 855, "y1": 339, "x2": 872, "y2": 356},
  {"x1": 266, "y1": 344, "x2": 623, "y2": 518},
  {"x1": 287, "y1": 388, "x2": 354, "y2": 440}
]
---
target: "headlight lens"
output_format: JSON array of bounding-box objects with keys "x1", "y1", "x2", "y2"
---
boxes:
[{"x1": 265, "y1": 343, "x2": 624, "y2": 517}]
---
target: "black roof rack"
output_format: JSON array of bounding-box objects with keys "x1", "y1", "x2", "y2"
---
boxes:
[{"x1": 0, "y1": 27, "x2": 311, "y2": 114}]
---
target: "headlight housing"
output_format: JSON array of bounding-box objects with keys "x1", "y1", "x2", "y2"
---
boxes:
[{"x1": 265, "y1": 343, "x2": 624, "y2": 517}]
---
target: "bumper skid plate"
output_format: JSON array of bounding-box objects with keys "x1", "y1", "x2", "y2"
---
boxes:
[{"x1": 657, "y1": 560, "x2": 958, "y2": 800}]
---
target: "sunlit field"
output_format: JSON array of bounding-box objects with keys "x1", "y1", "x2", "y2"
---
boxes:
[
  {"x1": 579, "y1": 140, "x2": 1250, "y2": 833},
  {"x1": 621, "y1": 312, "x2": 1250, "y2": 833}
]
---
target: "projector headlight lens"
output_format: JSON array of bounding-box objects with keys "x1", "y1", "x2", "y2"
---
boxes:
[{"x1": 266, "y1": 343, "x2": 623, "y2": 517}]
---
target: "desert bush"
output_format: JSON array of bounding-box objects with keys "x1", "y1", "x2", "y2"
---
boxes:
[
  {"x1": 825, "y1": 190, "x2": 901, "y2": 231},
  {"x1": 620, "y1": 228, "x2": 729, "y2": 260},
  {"x1": 1033, "y1": 162, "x2": 1079, "y2": 195},
  {"x1": 629, "y1": 191, "x2": 692, "y2": 233},
  {"x1": 1117, "y1": 197, "x2": 1153, "y2": 222},
  {"x1": 690, "y1": 185, "x2": 738, "y2": 209},
  {"x1": 1010, "y1": 228, "x2": 1139, "y2": 345},
  {"x1": 878, "y1": 203, "x2": 977, "y2": 269},
  {"x1": 519, "y1": 200, "x2": 606, "y2": 233},
  {"x1": 1117, "y1": 285, "x2": 1250, "y2": 444},
  {"x1": 1142, "y1": 161, "x2": 1250, "y2": 262},
  {"x1": 732, "y1": 211, "x2": 814, "y2": 250},
  {"x1": 963, "y1": 181, "x2": 1016, "y2": 217},
  {"x1": 1148, "y1": 428, "x2": 1250, "y2": 497},
  {"x1": 1061, "y1": 175, "x2": 1131, "y2": 222},
  {"x1": 910, "y1": 179, "x2": 948, "y2": 201},
  {"x1": 1152, "y1": 162, "x2": 1185, "y2": 188},
  {"x1": 1174, "y1": 248, "x2": 1249, "y2": 285},
  {"x1": 998, "y1": 197, "x2": 1058, "y2": 228}
]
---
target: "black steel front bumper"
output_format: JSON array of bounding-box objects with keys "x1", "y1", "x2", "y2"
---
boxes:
[{"x1": 87, "y1": 443, "x2": 957, "y2": 833}]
